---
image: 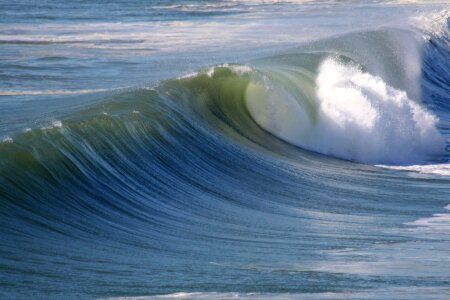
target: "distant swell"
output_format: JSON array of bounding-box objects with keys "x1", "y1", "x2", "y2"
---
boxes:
[{"x1": 0, "y1": 88, "x2": 125, "y2": 96}]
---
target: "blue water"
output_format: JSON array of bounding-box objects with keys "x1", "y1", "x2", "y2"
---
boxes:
[{"x1": 0, "y1": 1, "x2": 449, "y2": 299}]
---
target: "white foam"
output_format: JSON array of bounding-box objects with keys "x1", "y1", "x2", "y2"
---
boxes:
[
  {"x1": 247, "y1": 58, "x2": 445, "y2": 164},
  {"x1": 315, "y1": 58, "x2": 444, "y2": 163},
  {"x1": 377, "y1": 163, "x2": 450, "y2": 176},
  {"x1": 205, "y1": 64, "x2": 253, "y2": 78},
  {"x1": 227, "y1": 64, "x2": 253, "y2": 75},
  {"x1": 406, "y1": 205, "x2": 450, "y2": 230},
  {"x1": 177, "y1": 72, "x2": 199, "y2": 80},
  {"x1": 1, "y1": 137, "x2": 13, "y2": 143},
  {"x1": 52, "y1": 120, "x2": 63, "y2": 128},
  {"x1": 41, "y1": 120, "x2": 63, "y2": 130}
]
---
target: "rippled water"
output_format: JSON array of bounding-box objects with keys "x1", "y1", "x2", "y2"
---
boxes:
[{"x1": 0, "y1": 1, "x2": 449, "y2": 299}]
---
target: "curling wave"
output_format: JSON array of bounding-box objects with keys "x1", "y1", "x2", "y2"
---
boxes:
[
  {"x1": 247, "y1": 57, "x2": 445, "y2": 164},
  {"x1": 0, "y1": 11, "x2": 449, "y2": 299}
]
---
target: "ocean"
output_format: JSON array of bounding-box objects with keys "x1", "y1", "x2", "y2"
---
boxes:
[{"x1": 0, "y1": 0, "x2": 449, "y2": 299}]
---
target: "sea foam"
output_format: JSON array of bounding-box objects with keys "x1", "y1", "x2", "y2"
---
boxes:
[{"x1": 247, "y1": 58, "x2": 445, "y2": 164}]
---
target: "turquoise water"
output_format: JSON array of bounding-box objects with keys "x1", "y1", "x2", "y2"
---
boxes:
[{"x1": 0, "y1": 1, "x2": 449, "y2": 299}]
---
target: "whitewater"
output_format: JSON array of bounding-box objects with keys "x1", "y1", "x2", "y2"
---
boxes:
[{"x1": 0, "y1": 1, "x2": 449, "y2": 299}]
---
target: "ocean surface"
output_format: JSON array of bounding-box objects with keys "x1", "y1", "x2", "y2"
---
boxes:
[{"x1": 0, "y1": 0, "x2": 449, "y2": 299}]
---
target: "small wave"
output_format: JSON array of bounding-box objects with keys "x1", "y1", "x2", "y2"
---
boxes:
[
  {"x1": 106, "y1": 288, "x2": 450, "y2": 300},
  {"x1": 106, "y1": 292, "x2": 301, "y2": 299}
]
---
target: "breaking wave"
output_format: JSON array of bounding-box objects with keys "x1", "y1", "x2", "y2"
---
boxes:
[{"x1": 0, "y1": 9, "x2": 449, "y2": 299}]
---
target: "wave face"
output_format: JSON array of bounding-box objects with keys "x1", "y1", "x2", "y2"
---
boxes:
[{"x1": 0, "y1": 7, "x2": 450, "y2": 300}]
